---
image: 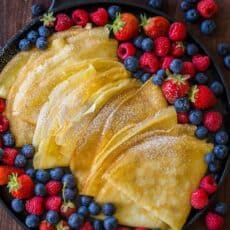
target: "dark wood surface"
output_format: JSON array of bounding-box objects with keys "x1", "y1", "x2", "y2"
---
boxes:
[{"x1": 0, "y1": 0, "x2": 229, "y2": 229}]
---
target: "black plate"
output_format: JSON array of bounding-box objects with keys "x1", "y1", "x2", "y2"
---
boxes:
[{"x1": 0, "y1": 0, "x2": 230, "y2": 229}]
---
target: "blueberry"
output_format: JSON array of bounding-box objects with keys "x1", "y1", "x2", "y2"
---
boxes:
[
  {"x1": 217, "y1": 43, "x2": 230, "y2": 57},
  {"x1": 35, "y1": 183, "x2": 47, "y2": 197},
  {"x1": 169, "y1": 59, "x2": 183, "y2": 74},
  {"x1": 80, "y1": 196, "x2": 93, "y2": 207},
  {"x1": 186, "y1": 43, "x2": 199, "y2": 56},
  {"x1": 26, "y1": 168, "x2": 36, "y2": 178},
  {"x1": 185, "y1": 9, "x2": 199, "y2": 23},
  {"x1": 124, "y1": 56, "x2": 139, "y2": 72},
  {"x1": 14, "y1": 154, "x2": 27, "y2": 168},
  {"x1": 224, "y1": 55, "x2": 230, "y2": 69},
  {"x1": 141, "y1": 38, "x2": 154, "y2": 51},
  {"x1": 2, "y1": 132, "x2": 15, "y2": 147},
  {"x1": 27, "y1": 30, "x2": 39, "y2": 43},
  {"x1": 108, "y1": 5, "x2": 122, "y2": 20},
  {"x1": 204, "y1": 152, "x2": 215, "y2": 164},
  {"x1": 102, "y1": 203, "x2": 116, "y2": 216},
  {"x1": 38, "y1": 26, "x2": 50, "y2": 38},
  {"x1": 133, "y1": 70, "x2": 144, "y2": 79},
  {"x1": 11, "y1": 199, "x2": 24, "y2": 213},
  {"x1": 215, "y1": 131, "x2": 229, "y2": 145},
  {"x1": 214, "y1": 202, "x2": 229, "y2": 216},
  {"x1": 209, "y1": 159, "x2": 222, "y2": 173},
  {"x1": 63, "y1": 188, "x2": 77, "y2": 201},
  {"x1": 153, "y1": 74, "x2": 164, "y2": 86},
  {"x1": 0, "y1": 148, "x2": 4, "y2": 161},
  {"x1": 78, "y1": 206, "x2": 89, "y2": 217},
  {"x1": 93, "y1": 219, "x2": 103, "y2": 230},
  {"x1": 88, "y1": 201, "x2": 101, "y2": 215},
  {"x1": 156, "y1": 69, "x2": 166, "y2": 77},
  {"x1": 195, "y1": 126, "x2": 208, "y2": 139},
  {"x1": 180, "y1": 1, "x2": 194, "y2": 11},
  {"x1": 36, "y1": 170, "x2": 50, "y2": 183},
  {"x1": 21, "y1": 144, "x2": 35, "y2": 159},
  {"x1": 50, "y1": 167, "x2": 64, "y2": 181},
  {"x1": 195, "y1": 72, "x2": 208, "y2": 84},
  {"x1": 185, "y1": 0, "x2": 198, "y2": 3},
  {"x1": 201, "y1": 19, "x2": 216, "y2": 35},
  {"x1": 174, "y1": 97, "x2": 190, "y2": 112},
  {"x1": 62, "y1": 174, "x2": 76, "y2": 188},
  {"x1": 133, "y1": 36, "x2": 145, "y2": 48},
  {"x1": 189, "y1": 110, "x2": 203, "y2": 125},
  {"x1": 36, "y1": 37, "x2": 48, "y2": 50},
  {"x1": 148, "y1": 0, "x2": 163, "y2": 9},
  {"x1": 25, "y1": 215, "x2": 40, "y2": 228},
  {"x1": 68, "y1": 213, "x2": 84, "y2": 229},
  {"x1": 31, "y1": 3, "x2": 45, "y2": 16},
  {"x1": 141, "y1": 73, "x2": 151, "y2": 83},
  {"x1": 210, "y1": 81, "x2": 223, "y2": 96},
  {"x1": 46, "y1": 211, "x2": 60, "y2": 224},
  {"x1": 103, "y1": 217, "x2": 118, "y2": 230},
  {"x1": 19, "y1": 39, "x2": 31, "y2": 51},
  {"x1": 213, "y1": 145, "x2": 228, "y2": 160}
]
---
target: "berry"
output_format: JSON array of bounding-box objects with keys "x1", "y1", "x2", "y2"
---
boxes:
[
  {"x1": 36, "y1": 170, "x2": 50, "y2": 183},
  {"x1": 148, "y1": 0, "x2": 163, "y2": 9},
  {"x1": 141, "y1": 38, "x2": 154, "y2": 52},
  {"x1": 210, "y1": 81, "x2": 223, "y2": 96},
  {"x1": 45, "y1": 196, "x2": 62, "y2": 212},
  {"x1": 0, "y1": 98, "x2": 6, "y2": 112},
  {"x1": 180, "y1": 1, "x2": 194, "y2": 11},
  {"x1": 141, "y1": 15, "x2": 170, "y2": 39},
  {"x1": 50, "y1": 168, "x2": 64, "y2": 181},
  {"x1": 189, "y1": 110, "x2": 203, "y2": 125},
  {"x1": 88, "y1": 201, "x2": 101, "y2": 215},
  {"x1": 169, "y1": 22, "x2": 187, "y2": 41},
  {"x1": 185, "y1": 9, "x2": 200, "y2": 23},
  {"x1": 36, "y1": 37, "x2": 48, "y2": 50},
  {"x1": 2, "y1": 132, "x2": 15, "y2": 147},
  {"x1": 169, "y1": 59, "x2": 183, "y2": 74},
  {"x1": 103, "y1": 217, "x2": 118, "y2": 230},
  {"x1": 46, "y1": 210, "x2": 60, "y2": 224},
  {"x1": 141, "y1": 73, "x2": 151, "y2": 83},
  {"x1": 68, "y1": 213, "x2": 84, "y2": 229},
  {"x1": 186, "y1": 43, "x2": 199, "y2": 56},
  {"x1": 195, "y1": 72, "x2": 208, "y2": 84},
  {"x1": 205, "y1": 212, "x2": 224, "y2": 230},
  {"x1": 213, "y1": 145, "x2": 228, "y2": 160},
  {"x1": 117, "y1": 43, "x2": 136, "y2": 60},
  {"x1": 79, "y1": 221, "x2": 93, "y2": 230},
  {"x1": 35, "y1": 183, "x2": 47, "y2": 197},
  {"x1": 80, "y1": 196, "x2": 93, "y2": 207},
  {"x1": 186, "y1": 0, "x2": 199, "y2": 2},
  {"x1": 191, "y1": 188, "x2": 209, "y2": 209},
  {"x1": 90, "y1": 8, "x2": 109, "y2": 26},
  {"x1": 174, "y1": 97, "x2": 190, "y2": 112},
  {"x1": 63, "y1": 188, "x2": 77, "y2": 201},
  {"x1": 102, "y1": 203, "x2": 116, "y2": 216},
  {"x1": 177, "y1": 112, "x2": 189, "y2": 124},
  {"x1": 215, "y1": 131, "x2": 229, "y2": 145},
  {"x1": 38, "y1": 26, "x2": 51, "y2": 38},
  {"x1": 139, "y1": 52, "x2": 160, "y2": 73},
  {"x1": 46, "y1": 180, "x2": 62, "y2": 196},
  {"x1": 0, "y1": 148, "x2": 4, "y2": 161},
  {"x1": 31, "y1": 3, "x2": 45, "y2": 17},
  {"x1": 190, "y1": 85, "x2": 217, "y2": 110},
  {"x1": 203, "y1": 111, "x2": 223, "y2": 132},
  {"x1": 26, "y1": 168, "x2": 36, "y2": 178},
  {"x1": 224, "y1": 55, "x2": 230, "y2": 69},
  {"x1": 72, "y1": 9, "x2": 89, "y2": 27},
  {"x1": 133, "y1": 36, "x2": 145, "y2": 48},
  {"x1": 19, "y1": 39, "x2": 31, "y2": 51},
  {"x1": 21, "y1": 144, "x2": 35, "y2": 159},
  {"x1": 0, "y1": 115, "x2": 9, "y2": 133},
  {"x1": 209, "y1": 158, "x2": 222, "y2": 173},
  {"x1": 93, "y1": 220, "x2": 103, "y2": 230},
  {"x1": 217, "y1": 43, "x2": 230, "y2": 57},
  {"x1": 170, "y1": 42, "x2": 185, "y2": 58},
  {"x1": 197, "y1": 0, "x2": 218, "y2": 19},
  {"x1": 195, "y1": 126, "x2": 208, "y2": 139},
  {"x1": 11, "y1": 199, "x2": 24, "y2": 213},
  {"x1": 108, "y1": 5, "x2": 122, "y2": 20},
  {"x1": 133, "y1": 70, "x2": 144, "y2": 79},
  {"x1": 0, "y1": 166, "x2": 24, "y2": 185},
  {"x1": 153, "y1": 74, "x2": 164, "y2": 86},
  {"x1": 124, "y1": 56, "x2": 139, "y2": 72},
  {"x1": 200, "y1": 175, "x2": 218, "y2": 194},
  {"x1": 55, "y1": 14, "x2": 73, "y2": 32},
  {"x1": 214, "y1": 202, "x2": 229, "y2": 216},
  {"x1": 2, "y1": 148, "x2": 18, "y2": 165},
  {"x1": 25, "y1": 196, "x2": 45, "y2": 215},
  {"x1": 201, "y1": 19, "x2": 216, "y2": 35},
  {"x1": 181, "y1": 62, "x2": 196, "y2": 79},
  {"x1": 14, "y1": 154, "x2": 26, "y2": 168},
  {"x1": 60, "y1": 202, "x2": 76, "y2": 219},
  {"x1": 192, "y1": 54, "x2": 210, "y2": 72},
  {"x1": 161, "y1": 56, "x2": 174, "y2": 69},
  {"x1": 205, "y1": 152, "x2": 215, "y2": 164},
  {"x1": 39, "y1": 220, "x2": 55, "y2": 230},
  {"x1": 154, "y1": 37, "x2": 171, "y2": 57},
  {"x1": 27, "y1": 30, "x2": 39, "y2": 43},
  {"x1": 78, "y1": 206, "x2": 89, "y2": 217},
  {"x1": 25, "y1": 215, "x2": 40, "y2": 228}
]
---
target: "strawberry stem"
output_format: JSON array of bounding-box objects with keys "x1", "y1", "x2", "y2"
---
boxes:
[
  {"x1": 62, "y1": 181, "x2": 67, "y2": 204},
  {"x1": 40, "y1": 12, "x2": 56, "y2": 27},
  {"x1": 189, "y1": 85, "x2": 198, "y2": 102},
  {"x1": 140, "y1": 14, "x2": 148, "y2": 27},
  {"x1": 7, "y1": 173, "x2": 21, "y2": 192},
  {"x1": 107, "y1": 13, "x2": 125, "y2": 33}
]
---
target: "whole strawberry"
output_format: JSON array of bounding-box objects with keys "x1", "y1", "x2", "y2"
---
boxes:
[
  {"x1": 154, "y1": 37, "x2": 171, "y2": 57},
  {"x1": 26, "y1": 196, "x2": 45, "y2": 216},
  {"x1": 200, "y1": 175, "x2": 218, "y2": 194},
  {"x1": 45, "y1": 196, "x2": 62, "y2": 212},
  {"x1": 109, "y1": 13, "x2": 139, "y2": 41},
  {"x1": 141, "y1": 15, "x2": 170, "y2": 39},
  {"x1": 169, "y1": 22, "x2": 187, "y2": 41},
  {"x1": 197, "y1": 0, "x2": 218, "y2": 19},
  {"x1": 192, "y1": 54, "x2": 210, "y2": 72},
  {"x1": 60, "y1": 201, "x2": 76, "y2": 218},
  {"x1": 189, "y1": 85, "x2": 217, "y2": 109},
  {"x1": 2, "y1": 148, "x2": 18, "y2": 165},
  {"x1": 191, "y1": 188, "x2": 209, "y2": 209},
  {"x1": 39, "y1": 220, "x2": 55, "y2": 230},
  {"x1": 203, "y1": 111, "x2": 223, "y2": 132},
  {"x1": 181, "y1": 62, "x2": 196, "y2": 79},
  {"x1": 0, "y1": 115, "x2": 9, "y2": 132},
  {"x1": 8, "y1": 174, "x2": 34, "y2": 199},
  {"x1": 72, "y1": 9, "x2": 89, "y2": 27},
  {"x1": 55, "y1": 14, "x2": 73, "y2": 32},
  {"x1": 90, "y1": 8, "x2": 109, "y2": 26},
  {"x1": 161, "y1": 56, "x2": 174, "y2": 69},
  {"x1": 170, "y1": 42, "x2": 185, "y2": 58},
  {"x1": 162, "y1": 73, "x2": 190, "y2": 104},
  {"x1": 46, "y1": 180, "x2": 62, "y2": 196},
  {"x1": 205, "y1": 212, "x2": 224, "y2": 230},
  {"x1": 0, "y1": 166, "x2": 24, "y2": 185},
  {"x1": 139, "y1": 52, "x2": 160, "y2": 73}
]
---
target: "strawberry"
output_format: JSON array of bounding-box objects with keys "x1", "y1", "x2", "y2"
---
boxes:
[
  {"x1": 0, "y1": 115, "x2": 9, "y2": 132},
  {"x1": 55, "y1": 14, "x2": 73, "y2": 32},
  {"x1": 181, "y1": 61, "x2": 196, "y2": 79},
  {"x1": 197, "y1": 0, "x2": 218, "y2": 19},
  {"x1": 203, "y1": 111, "x2": 223, "y2": 132},
  {"x1": 90, "y1": 8, "x2": 109, "y2": 26},
  {"x1": 189, "y1": 85, "x2": 217, "y2": 109},
  {"x1": 78, "y1": 221, "x2": 93, "y2": 230},
  {"x1": 117, "y1": 42, "x2": 136, "y2": 60},
  {"x1": 205, "y1": 212, "x2": 224, "y2": 230},
  {"x1": 192, "y1": 54, "x2": 210, "y2": 72},
  {"x1": 26, "y1": 196, "x2": 45, "y2": 216},
  {"x1": 60, "y1": 201, "x2": 76, "y2": 218},
  {"x1": 8, "y1": 174, "x2": 34, "y2": 199},
  {"x1": 170, "y1": 42, "x2": 185, "y2": 58},
  {"x1": 161, "y1": 73, "x2": 190, "y2": 104},
  {"x1": 200, "y1": 175, "x2": 218, "y2": 194},
  {"x1": 39, "y1": 220, "x2": 55, "y2": 230},
  {"x1": 154, "y1": 37, "x2": 171, "y2": 57},
  {"x1": 2, "y1": 148, "x2": 18, "y2": 166},
  {"x1": 191, "y1": 188, "x2": 209, "y2": 209},
  {"x1": 177, "y1": 112, "x2": 189, "y2": 124},
  {"x1": 141, "y1": 15, "x2": 170, "y2": 39},
  {"x1": 169, "y1": 22, "x2": 187, "y2": 41},
  {"x1": 0, "y1": 166, "x2": 24, "y2": 185},
  {"x1": 46, "y1": 180, "x2": 62, "y2": 196},
  {"x1": 161, "y1": 56, "x2": 174, "y2": 69},
  {"x1": 45, "y1": 196, "x2": 62, "y2": 212},
  {"x1": 139, "y1": 52, "x2": 160, "y2": 73},
  {"x1": 0, "y1": 98, "x2": 6, "y2": 112},
  {"x1": 72, "y1": 9, "x2": 89, "y2": 27},
  {"x1": 108, "y1": 13, "x2": 139, "y2": 41},
  {"x1": 56, "y1": 220, "x2": 70, "y2": 230}
]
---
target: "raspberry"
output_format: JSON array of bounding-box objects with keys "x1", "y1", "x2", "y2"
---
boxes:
[
  {"x1": 169, "y1": 22, "x2": 187, "y2": 41},
  {"x1": 191, "y1": 188, "x2": 209, "y2": 209},
  {"x1": 46, "y1": 180, "x2": 62, "y2": 196},
  {"x1": 181, "y1": 62, "x2": 196, "y2": 79},
  {"x1": 117, "y1": 43, "x2": 136, "y2": 60},
  {"x1": 0, "y1": 115, "x2": 9, "y2": 133},
  {"x1": 72, "y1": 9, "x2": 89, "y2": 27},
  {"x1": 200, "y1": 175, "x2": 218, "y2": 194},
  {"x1": 177, "y1": 112, "x2": 189, "y2": 124},
  {"x1": 45, "y1": 196, "x2": 62, "y2": 212},
  {"x1": 2, "y1": 148, "x2": 18, "y2": 165},
  {"x1": 90, "y1": 8, "x2": 109, "y2": 26},
  {"x1": 25, "y1": 197, "x2": 45, "y2": 216},
  {"x1": 161, "y1": 56, "x2": 174, "y2": 69},
  {"x1": 203, "y1": 111, "x2": 223, "y2": 132},
  {"x1": 205, "y1": 212, "x2": 224, "y2": 230},
  {"x1": 0, "y1": 98, "x2": 6, "y2": 112},
  {"x1": 197, "y1": 0, "x2": 218, "y2": 19},
  {"x1": 192, "y1": 55, "x2": 210, "y2": 72},
  {"x1": 55, "y1": 14, "x2": 73, "y2": 32},
  {"x1": 154, "y1": 37, "x2": 171, "y2": 57},
  {"x1": 139, "y1": 52, "x2": 160, "y2": 73}
]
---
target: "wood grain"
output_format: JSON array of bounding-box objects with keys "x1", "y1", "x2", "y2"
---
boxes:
[{"x1": 0, "y1": 0, "x2": 230, "y2": 229}]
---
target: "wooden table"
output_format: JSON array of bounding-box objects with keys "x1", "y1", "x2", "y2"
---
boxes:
[{"x1": 0, "y1": 0, "x2": 229, "y2": 229}]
